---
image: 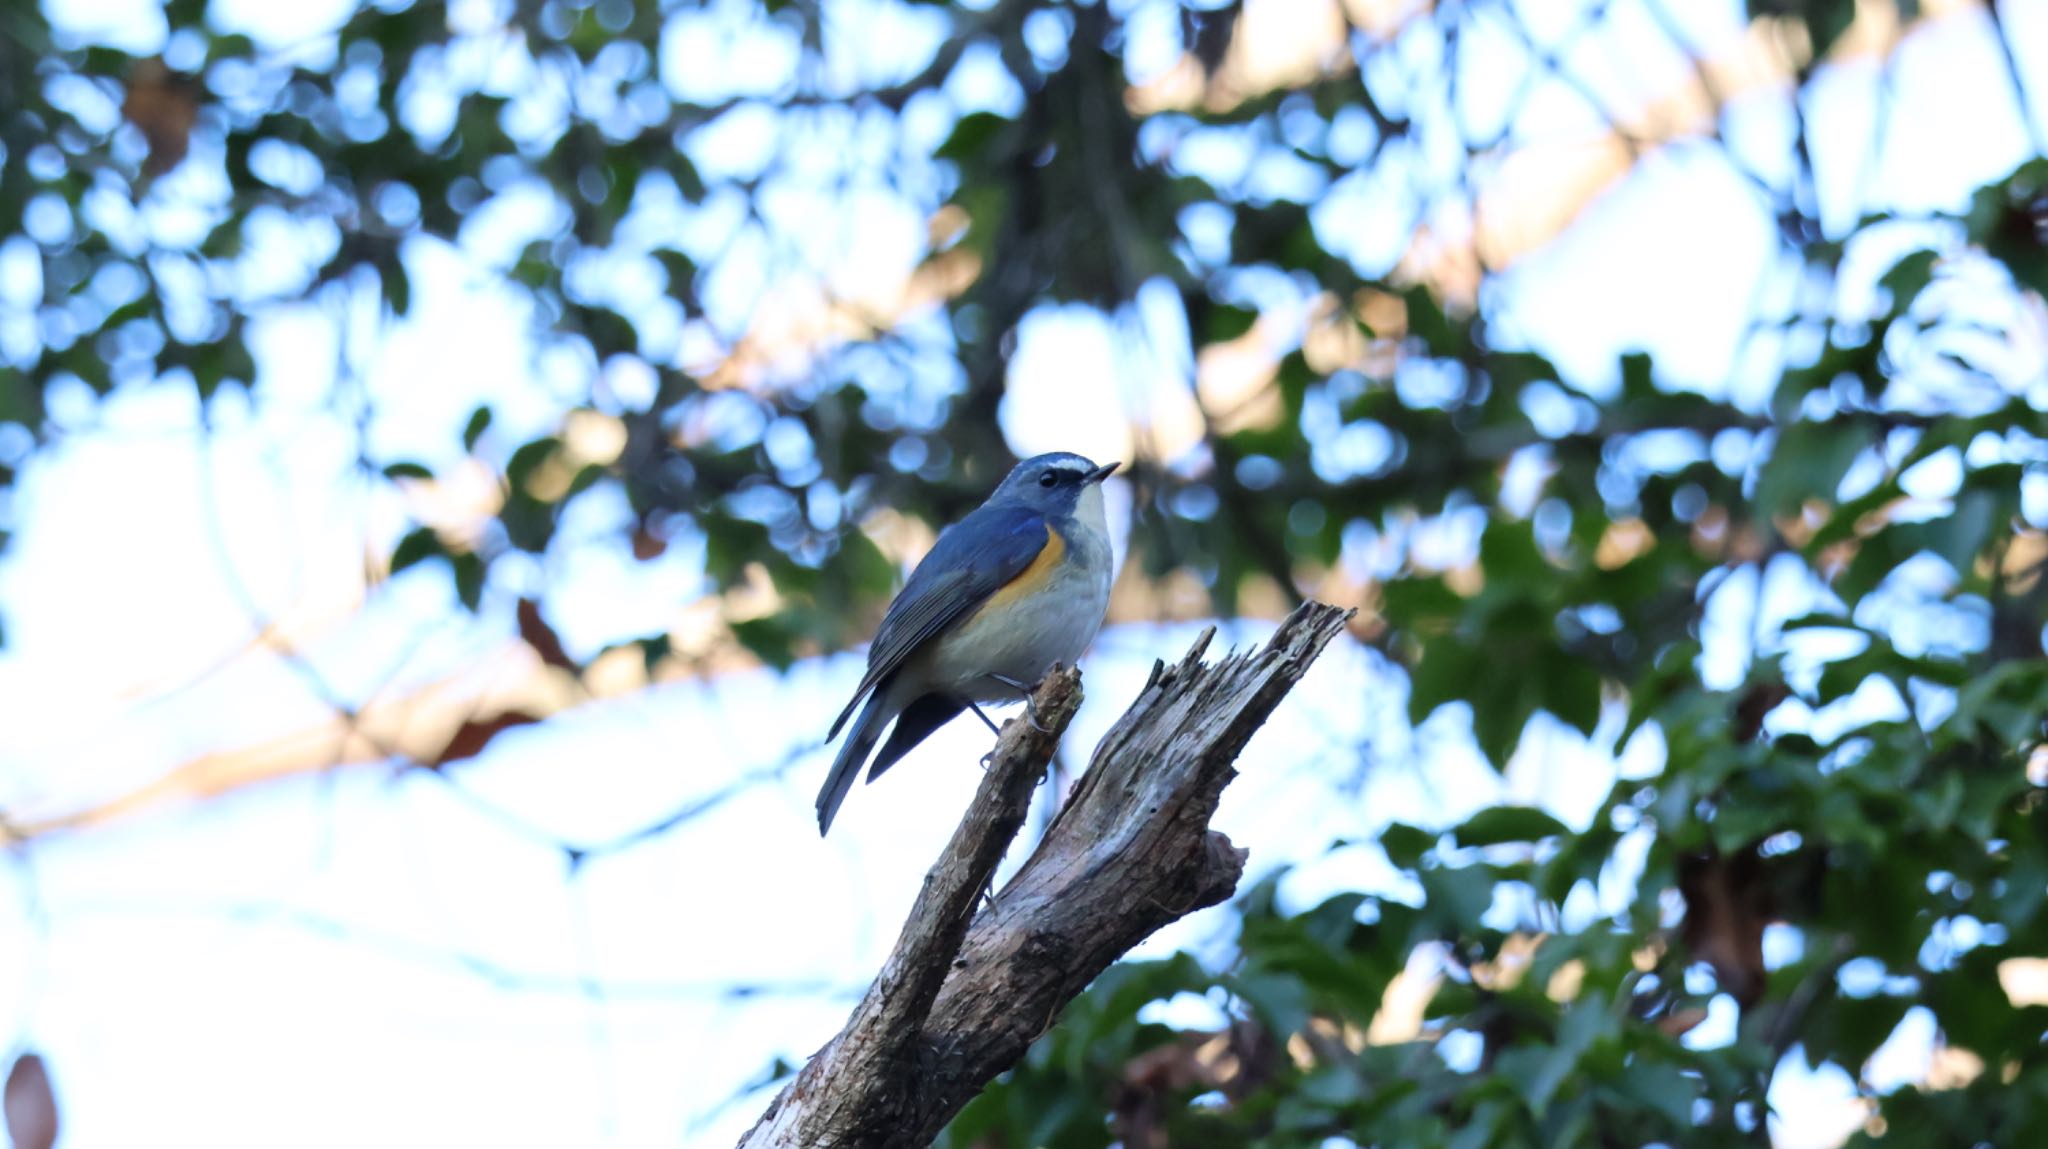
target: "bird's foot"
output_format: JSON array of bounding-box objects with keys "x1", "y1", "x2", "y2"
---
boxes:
[{"x1": 985, "y1": 672, "x2": 1052, "y2": 733}]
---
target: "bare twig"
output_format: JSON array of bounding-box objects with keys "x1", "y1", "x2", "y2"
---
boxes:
[{"x1": 1988, "y1": 0, "x2": 2047, "y2": 158}]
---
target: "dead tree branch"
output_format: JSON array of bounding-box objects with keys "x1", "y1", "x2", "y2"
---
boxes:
[{"x1": 740, "y1": 601, "x2": 1353, "y2": 1148}]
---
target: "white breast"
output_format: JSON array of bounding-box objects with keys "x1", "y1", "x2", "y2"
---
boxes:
[{"x1": 922, "y1": 485, "x2": 1114, "y2": 700}]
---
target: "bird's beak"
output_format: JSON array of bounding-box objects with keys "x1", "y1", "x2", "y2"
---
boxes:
[{"x1": 1085, "y1": 461, "x2": 1121, "y2": 485}]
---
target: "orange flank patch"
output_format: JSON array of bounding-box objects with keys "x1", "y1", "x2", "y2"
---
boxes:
[{"x1": 981, "y1": 524, "x2": 1064, "y2": 611}]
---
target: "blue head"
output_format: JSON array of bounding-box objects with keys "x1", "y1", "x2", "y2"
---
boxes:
[{"x1": 985, "y1": 452, "x2": 1118, "y2": 518}]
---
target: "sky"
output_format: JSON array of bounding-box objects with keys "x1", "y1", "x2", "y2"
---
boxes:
[{"x1": 2, "y1": 0, "x2": 2045, "y2": 1146}]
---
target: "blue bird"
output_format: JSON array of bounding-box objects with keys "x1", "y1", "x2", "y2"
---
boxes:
[{"x1": 817, "y1": 452, "x2": 1119, "y2": 835}]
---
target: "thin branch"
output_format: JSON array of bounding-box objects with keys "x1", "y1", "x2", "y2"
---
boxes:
[
  {"x1": 568, "y1": 740, "x2": 816, "y2": 862},
  {"x1": 1988, "y1": 0, "x2": 2047, "y2": 158}
]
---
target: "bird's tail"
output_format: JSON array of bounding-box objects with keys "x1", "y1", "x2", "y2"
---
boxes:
[
  {"x1": 817, "y1": 688, "x2": 890, "y2": 836},
  {"x1": 867, "y1": 694, "x2": 964, "y2": 785}
]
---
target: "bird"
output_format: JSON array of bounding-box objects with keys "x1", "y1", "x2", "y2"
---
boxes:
[{"x1": 816, "y1": 452, "x2": 1119, "y2": 835}]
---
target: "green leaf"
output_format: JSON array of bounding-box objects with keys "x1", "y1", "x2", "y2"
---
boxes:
[
  {"x1": 382, "y1": 258, "x2": 411, "y2": 316},
  {"x1": 1477, "y1": 519, "x2": 1547, "y2": 586},
  {"x1": 1417, "y1": 864, "x2": 1496, "y2": 930},
  {"x1": 463, "y1": 406, "x2": 493, "y2": 452},
  {"x1": 1380, "y1": 575, "x2": 1464, "y2": 630},
  {"x1": 566, "y1": 462, "x2": 608, "y2": 499},
  {"x1": 1450, "y1": 806, "x2": 1570, "y2": 849},
  {"x1": 1612, "y1": 1059, "x2": 1697, "y2": 1129},
  {"x1": 1923, "y1": 487, "x2": 2001, "y2": 573},
  {"x1": 1406, "y1": 635, "x2": 1481, "y2": 725},
  {"x1": 936, "y1": 111, "x2": 1010, "y2": 163},
  {"x1": 730, "y1": 614, "x2": 800, "y2": 670},
  {"x1": 1541, "y1": 656, "x2": 1604, "y2": 737},
  {"x1": 506, "y1": 436, "x2": 561, "y2": 492},
  {"x1": 1794, "y1": 0, "x2": 1857, "y2": 56},
  {"x1": 1379, "y1": 822, "x2": 1436, "y2": 869},
  {"x1": 1618, "y1": 350, "x2": 1655, "y2": 400},
  {"x1": 451, "y1": 551, "x2": 486, "y2": 611},
  {"x1": 220, "y1": 336, "x2": 256, "y2": 388},
  {"x1": 389, "y1": 526, "x2": 443, "y2": 574},
  {"x1": 654, "y1": 249, "x2": 697, "y2": 296},
  {"x1": 1487, "y1": 351, "x2": 1560, "y2": 395},
  {"x1": 1879, "y1": 249, "x2": 1939, "y2": 309},
  {"x1": 1497, "y1": 991, "x2": 1610, "y2": 1115},
  {"x1": 500, "y1": 490, "x2": 556, "y2": 552},
  {"x1": 1756, "y1": 420, "x2": 1872, "y2": 516},
  {"x1": 1402, "y1": 284, "x2": 1461, "y2": 356},
  {"x1": 637, "y1": 633, "x2": 672, "y2": 676},
  {"x1": 673, "y1": 157, "x2": 706, "y2": 203},
  {"x1": 1204, "y1": 303, "x2": 1259, "y2": 344},
  {"x1": 383, "y1": 461, "x2": 434, "y2": 481},
  {"x1": 834, "y1": 527, "x2": 899, "y2": 602},
  {"x1": 1471, "y1": 689, "x2": 1532, "y2": 769},
  {"x1": 1228, "y1": 968, "x2": 1312, "y2": 1038}
]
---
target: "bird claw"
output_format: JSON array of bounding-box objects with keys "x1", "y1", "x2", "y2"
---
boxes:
[{"x1": 985, "y1": 672, "x2": 1053, "y2": 733}]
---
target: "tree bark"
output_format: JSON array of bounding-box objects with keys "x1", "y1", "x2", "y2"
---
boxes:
[{"x1": 739, "y1": 601, "x2": 1352, "y2": 1149}]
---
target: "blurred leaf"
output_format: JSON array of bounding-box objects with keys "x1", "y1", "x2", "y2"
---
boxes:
[
  {"x1": 389, "y1": 526, "x2": 443, "y2": 574},
  {"x1": 1402, "y1": 284, "x2": 1461, "y2": 356},
  {"x1": 637, "y1": 632, "x2": 673, "y2": 676},
  {"x1": 122, "y1": 59, "x2": 199, "y2": 176},
  {"x1": 1406, "y1": 637, "x2": 1476, "y2": 721},
  {"x1": 463, "y1": 406, "x2": 493, "y2": 452},
  {"x1": 828, "y1": 529, "x2": 893, "y2": 603},
  {"x1": 382, "y1": 257, "x2": 411, "y2": 316},
  {"x1": 674, "y1": 157, "x2": 707, "y2": 203},
  {"x1": 1618, "y1": 351, "x2": 1655, "y2": 400},
  {"x1": 1205, "y1": 304, "x2": 1259, "y2": 344},
  {"x1": 1379, "y1": 822, "x2": 1435, "y2": 870},
  {"x1": 430, "y1": 710, "x2": 541, "y2": 767},
  {"x1": 655, "y1": 249, "x2": 697, "y2": 298},
  {"x1": 451, "y1": 550, "x2": 486, "y2": 610},
  {"x1": 1451, "y1": 806, "x2": 1570, "y2": 849},
  {"x1": 517, "y1": 597, "x2": 578, "y2": 672},
  {"x1": 1541, "y1": 656, "x2": 1603, "y2": 737},
  {"x1": 937, "y1": 111, "x2": 1010, "y2": 163},
  {"x1": 1756, "y1": 421, "x2": 1871, "y2": 516},
  {"x1": 1613, "y1": 1059, "x2": 1697, "y2": 1128},
  {"x1": 1879, "y1": 249, "x2": 1939, "y2": 307},
  {"x1": 506, "y1": 436, "x2": 562, "y2": 492},
  {"x1": 500, "y1": 490, "x2": 557, "y2": 552},
  {"x1": 1381, "y1": 576, "x2": 1464, "y2": 630}
]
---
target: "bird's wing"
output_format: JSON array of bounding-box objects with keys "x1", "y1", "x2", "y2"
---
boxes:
[{"x1": 826, "y1": 504, "x2": 1054, "y2": 740}]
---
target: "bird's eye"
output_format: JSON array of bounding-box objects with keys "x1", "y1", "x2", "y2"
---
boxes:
[{"x1": 1038, "y1": 471, "x2": 1058, "y2": 488}]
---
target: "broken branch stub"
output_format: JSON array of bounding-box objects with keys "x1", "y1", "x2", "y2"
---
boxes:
[{"x1": 741, "y1": 601, "x2": 1353, "y2": 1148}]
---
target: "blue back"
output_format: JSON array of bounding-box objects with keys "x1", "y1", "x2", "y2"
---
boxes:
[{"x1": 825, "y1": 501, "x2": 1051, "y2": 737}]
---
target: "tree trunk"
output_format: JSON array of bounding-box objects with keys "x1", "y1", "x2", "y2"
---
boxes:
[{"x1": 739, "y1": 602, "x2": 1352, "y2": 1148}]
